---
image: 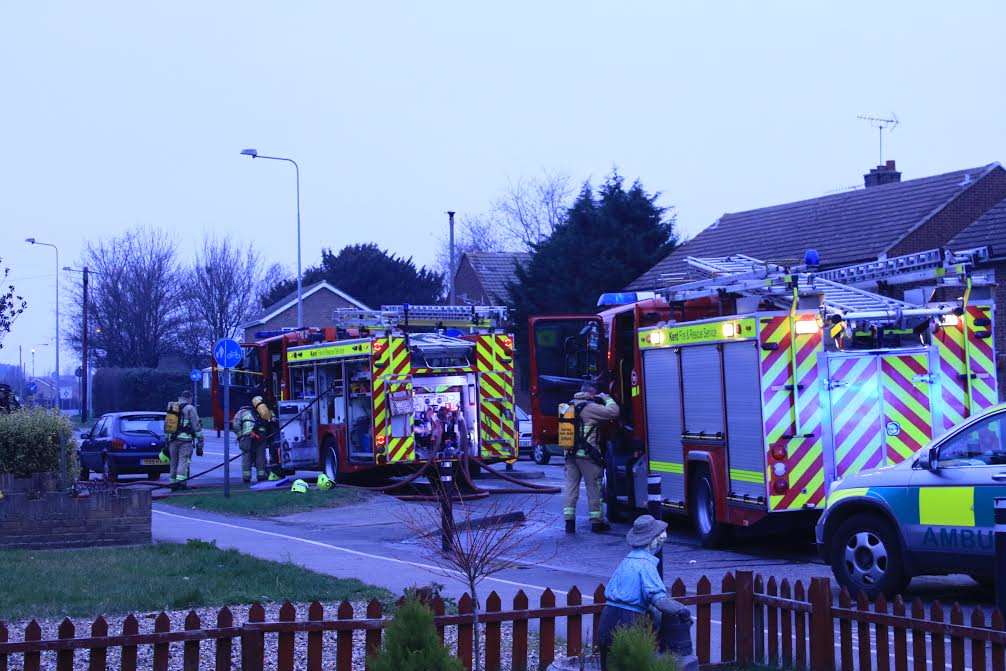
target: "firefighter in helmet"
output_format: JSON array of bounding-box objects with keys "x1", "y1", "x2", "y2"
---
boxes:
[
  {"x1": 559, "y1": 381, "x2": 619, "y2": 534},
  {"x1": 233, "y1": 402, "x2": 266, "y2": 483},
  {"x1": 167, "y1": 390, "x2": 203, "y2": 487}
]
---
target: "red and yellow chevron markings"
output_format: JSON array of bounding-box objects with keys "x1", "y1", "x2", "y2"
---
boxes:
[
  {"x1": 829, "y1": 356, "x2": 883, "y2": 479},
  {"x1": 936, "y1": 305, "x2": 997, "y2": 431},
  {"x1": 475, "y1": 334, "x2": 518, "y2": 460},
  {"x1": 372, "y1": 336, "x2": 415, "y2": 463},
  {"x1": 760, "y1": 315, "x2": 826, "y2": 512},
  {"x1": 881, "y1": 353, "x2": 932, "y2": 465}
]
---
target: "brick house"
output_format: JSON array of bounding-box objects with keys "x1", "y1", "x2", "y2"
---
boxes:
[
  {"x1": 242, "y1": 281, "x2": 369, "y2": 341},
  {"x1": 453, "y1": 251, "x2": 530, "y2": 306},
  {"x1": 628, "y1": 160, "x2": 1006, "y2": 372}
]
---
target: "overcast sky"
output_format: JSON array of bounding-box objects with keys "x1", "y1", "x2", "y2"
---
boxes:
[{"x1": 2, "y1": 1, "x2": 1004, "y2": 372}]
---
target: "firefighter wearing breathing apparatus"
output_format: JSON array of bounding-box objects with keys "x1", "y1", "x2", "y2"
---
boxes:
[
  {"x1": 598, "y1": 515, "x2": 694, "y2": 670},
  {"x1": 233, "y1": 403, "x2": 267, "y2": 483},
  {"x1": 558, "y1": 381, "x2": 618, "y2": 534},
  {"x1": 165, "y1": 390, "x2": 203, "y2": 487}
]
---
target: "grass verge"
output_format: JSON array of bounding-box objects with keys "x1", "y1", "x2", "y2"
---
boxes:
[
  {"x1": 0, "y1": 539, "x2": 390, "y2": 619},
  {"x1": 160, "y1": 486, "x2": 368, "y2": 517}
]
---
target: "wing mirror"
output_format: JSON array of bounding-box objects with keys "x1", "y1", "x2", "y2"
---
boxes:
[
  {"x1": 80, "y1": 432, "x2": 91, "y2": 440},
  {"x1": 923, "y1": 446, "x2": 940, "y2": 472}
]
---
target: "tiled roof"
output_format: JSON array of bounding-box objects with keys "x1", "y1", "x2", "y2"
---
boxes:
[
  {"x1": 244, "y1": 280, "x2": 368, "y2": 326},
  {"x1": 948, "y1": 197, "x2": 1006, "y2": 256},
  {"x1": 628, "y1": 164, "x2": 1002, "y2": 290},
  {"x1": 460, "y1": 252, "x2": 531, "y2": 302}
]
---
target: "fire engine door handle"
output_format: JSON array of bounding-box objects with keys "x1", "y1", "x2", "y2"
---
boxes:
[
  {"x1": 913, "y1": 375, "x2": 934, "y2": 384},
  {"x1": 827, "y1": 380, "x2": 847, "y2": 390}
]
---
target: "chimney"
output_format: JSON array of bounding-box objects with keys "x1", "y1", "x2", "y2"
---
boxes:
[{"x1": 864, "y1": 160, "x2": 901, "y2": 188}]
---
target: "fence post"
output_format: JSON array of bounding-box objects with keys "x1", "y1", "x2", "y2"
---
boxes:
[
  {"x1": 184, "y1": 611, "x2": 201, "y2": 671},
  {"x1": 216, "y1": 607, "x2": 234, "y2": 671},
  {"x1": 153, "y1": 613, "x2": 170, "y2": 671},
  {"x1": 336, "y1": 601, "x2": 353, "y2": 671},
  {"x1": 121, "y1": 615, "x2": 138, "y2": 671},
  {"x1": 89, "y1": 616, "x2": 108, "y2": 671},
  {"x1": 365, "y1": 600, "x2": 382, "y2": 671},
  {"x1": 56, "y1": 618, "x2": 74, "y2": 671},
  {"x1": 0, "y1": 620, "x2": 7, "y2": 671},
  {"x1": 539, "y1": 589, "x2": 556, "y2": 669},
  {"x1": 458, "y1": 594, "x2": 474, "y2": 671},
  {"x1": 512, "y1": 591, "x2": 529, "y2": 671},
  {"x1": 278, "y1": 602, "x2": 295, "y2": 671},
  {"x1": 23, "y1": 621, "x2": 40, "y2": 671},
  {"x1": 242, "y1": 603, "x2": 265, "y2": 671},
  {"x1": 566, "y1": 586, "x2": 582, "y2": 658},
  {"x1": 735, "y1": 571, "x2": 754, "y2": 666},
  {"x1": 809, "y1": 577, "x2": 835, "y2": 671}
]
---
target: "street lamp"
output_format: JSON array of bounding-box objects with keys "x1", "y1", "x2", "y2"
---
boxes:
[{"x1": 240, "y1": 148, "x2": 303, "y2": 329}]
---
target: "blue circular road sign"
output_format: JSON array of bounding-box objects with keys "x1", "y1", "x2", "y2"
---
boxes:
[
  {"x1": 26, "y1": 381, "x2": 38, "y2": 395},
  {"x1": 213, "y1": 338, "x2": 243, "y2": 369},
  {"x1": 189, "y1": 368, "x2": 202, "y2": 383}
]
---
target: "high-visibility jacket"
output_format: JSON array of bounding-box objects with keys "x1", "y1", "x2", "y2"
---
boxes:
[
  {"x1": 174, "y1": 403, "x2": 203, "y2": 442},
  {"x1": 232, "y1": 407, "x2": 256, "y2": 438}
]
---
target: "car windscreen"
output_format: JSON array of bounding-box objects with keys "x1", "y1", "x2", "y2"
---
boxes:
[{"x1": 120, "y1": 416, "x2": 166, "y2": 436}]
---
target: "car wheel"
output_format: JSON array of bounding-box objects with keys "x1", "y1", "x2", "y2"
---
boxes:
[
  {"x1": 830, "y1": 513, "x2": 908, "y2": 599},
  {"x1": 323, "y1": 442, "x2": 340, "y2": 483},
  {"x1": 689, "y1": 467, "x2": 727, "y2": 548},
  {"x1": 102, "y1": 456, "x2": 118, "y2": 482},
  {"x1": 532, "y1": 445, "x2": 550, "y2": 466}
]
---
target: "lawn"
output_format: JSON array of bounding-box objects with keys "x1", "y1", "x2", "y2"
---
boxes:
[
  {"x1": 159, "y1": 486, "x2": 369, "y2": 517},
  {"x1": 0, "y1": 539, "x2": 390, "y2": 619}
]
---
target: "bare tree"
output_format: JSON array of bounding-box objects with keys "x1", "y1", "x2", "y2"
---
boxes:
[
  {"x1": 0, "y1": 259, "x2": 27, "y2": 350},
  {"x1": 494, "y1": 170, "x2": 573, "y2": 249},
  {"x1": 67, "y1": 227, "x2": 184, "y2": 368},
  {"x1": 256, "y1": 261, "x2": 290, "y2": 309},
  {"x1": 399, "y1": 476, "x2": 553, "y2": 671},
  {"x1": 181, "y1": 235, "x2": 263, "y2": 358}
]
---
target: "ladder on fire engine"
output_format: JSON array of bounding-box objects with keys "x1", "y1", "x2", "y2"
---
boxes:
[
  {"x1": 815, "y1": 246, "x2": 991, "y2": 287},
  {"x1": 332, "y1": 305, "x2": 507, "y2": 331}
]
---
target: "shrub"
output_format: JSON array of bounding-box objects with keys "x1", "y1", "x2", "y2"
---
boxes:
[
  {"x1": 93, "y1": 367, "x2": 210, "y2": 416},
  {"x1": 608, "y1": 620, "x2": 681, "y2": 671},
  {"x1": 369, "y1": 598, "x2": 463, "y2": 671},
  {"x1": 0, "y1": 407, "x2": 78, "y2": 479}
]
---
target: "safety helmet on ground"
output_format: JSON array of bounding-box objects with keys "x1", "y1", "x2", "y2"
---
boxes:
[
  {"x1": 158, "y1": 450, "x2": 170, "y2": 464},
  {"x1": 268, "y1": 470, "x2": 280, "y2": 481},
  {"x1": 291, "y1": 478, "x2": 309, "y2": 494},
  {"x1": 316, "y1": 473, "x2": 334, "y2": 490}
]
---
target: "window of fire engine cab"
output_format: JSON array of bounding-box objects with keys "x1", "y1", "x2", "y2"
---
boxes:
[
  {"x1": 533, "y1": 319, "x2": 602, "y2": 417},
  {"x1": 346, "y1": 360, "x2": 373, "y2": 457},
  {"x1": 316, "y1": 362, "x2": 344, "y2": 426},
  {"x1": 614, "y1": 313, "x2": 635, "y2": 426}
]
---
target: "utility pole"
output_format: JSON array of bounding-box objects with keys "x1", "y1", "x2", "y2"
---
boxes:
[
  {"x1": 81, "y1": 266, "x2": 89, "y2": 422},
  {"x1": 18, "y1": 345, "x2": 23, "y2": 399},
  {"x1": 447, "y1": 211, "x2": 456, "y2": 306}
]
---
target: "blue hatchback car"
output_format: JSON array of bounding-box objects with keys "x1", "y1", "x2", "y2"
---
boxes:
[{"x1": 78, "y1": 412, "x2": 169, "y2": 481}]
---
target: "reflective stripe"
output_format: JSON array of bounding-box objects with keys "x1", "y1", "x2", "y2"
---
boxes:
[
  {"x1": 588, "y1": 510, "x2": 602, "y2": 519},
  {"x1": 919, "y1": 487, "x2": 974, "y2": 527},
  {"x1": 651, "y1": 460, "x2": 683, "y2": 474},
  {"x1": 826, "y1": 487, "x2": 869, "y2": 508},
  {"x1": 730, "y1": 468, "x2": 764, "y2": 484}
]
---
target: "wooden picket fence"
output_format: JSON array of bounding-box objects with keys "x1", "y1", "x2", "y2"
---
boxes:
[{"x1": 2, "y1": 570, "x2": 1004, "y2": 670}]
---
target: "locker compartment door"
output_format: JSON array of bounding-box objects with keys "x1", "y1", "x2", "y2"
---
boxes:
[
  {"x1": 681, "y1": 345, "x2": 724, "y2": 437},
  {"x1": 827, "y1": 354, "x2": 883, "y2": 479},
  {"x1": 723, "y1": 341, "x2": 766, "y2": 498},
  {"x1": 880, "y1": 352, "x2": 933, "y2": 465},
  {"x1": 643, "y1": 348, "x2": 685, "y2": 504}
]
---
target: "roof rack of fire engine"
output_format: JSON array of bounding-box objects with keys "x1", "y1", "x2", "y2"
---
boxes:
[
  {"x1": 332, "y1": 304, "x2": 507, "y2": 331},
  {"x1": 658, "y1": 246, "x2": 990, "y2": 322}
]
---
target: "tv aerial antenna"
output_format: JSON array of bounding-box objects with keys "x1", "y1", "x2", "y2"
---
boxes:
[{"x1": 858, "y1": 113, "x2": 899, "y2": 164}]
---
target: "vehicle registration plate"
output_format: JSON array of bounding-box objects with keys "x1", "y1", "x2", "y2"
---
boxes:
[{"x1": 141, "y1": 458, "x2": 162, "y2": 466}]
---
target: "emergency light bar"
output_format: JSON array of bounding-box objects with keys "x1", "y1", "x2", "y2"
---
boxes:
[{"x1": 597, "y1": 291, "x2": 656, "y2": 307}]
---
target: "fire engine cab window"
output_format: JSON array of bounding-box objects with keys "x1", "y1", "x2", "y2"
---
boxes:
[
  {"x1": 938, "y1": 414, "x2": 1006, "y2": 468},
  {"x1": 534, "y1": 321, "x2": 598, "y2": 379}
]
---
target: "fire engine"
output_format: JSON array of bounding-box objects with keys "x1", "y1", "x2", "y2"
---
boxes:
[
  {"x1": 528, "y1": 247, "x2": 998, "y2": 545},
  {"x1": 211, "y1": 305, "x2": 518, "y2": 480}
]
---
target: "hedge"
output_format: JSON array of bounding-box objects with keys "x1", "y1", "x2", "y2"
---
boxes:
[
  {"x1": 0, "y1": 407, "x2": 78, "y2": 479},
  {"x1": 93, "y1": 368, "x2": 210, "y2": 417}
]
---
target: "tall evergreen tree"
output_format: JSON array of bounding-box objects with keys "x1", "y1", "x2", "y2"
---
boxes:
[
  {"x1": 506, "y1": 172, "x2": 677, "y2": 383},
  {"x1": 261, "y1": 243, "x2": 444, "y2": 309}
]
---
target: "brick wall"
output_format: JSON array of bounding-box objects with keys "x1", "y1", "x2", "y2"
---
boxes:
[
  {"x1": 453, "y1": 256, "x2": 489, "y2": 305},
  {"x1": 0, "y1": 473, "x2": 151, "y2": 550},
  {"x1": 888, "y1": 167, "x2": 1006, "y2": 256},
  {"x1": 244, "y1": 290, "x2": 362, "y2": 341}
]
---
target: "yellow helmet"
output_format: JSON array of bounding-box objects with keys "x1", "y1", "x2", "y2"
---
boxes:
[
  {"x1": 316, "y1": 473, "x2": 334, "y2": 490},
  {"x1": 291, "y1": 478, "x2": 309, "y2": 494}
]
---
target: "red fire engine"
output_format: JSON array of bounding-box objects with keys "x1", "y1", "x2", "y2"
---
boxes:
[
  {"x1": 211, "y1": 305, "x2": 518, "y2": 480},
  {"x1": 528, "y1": 247, "x2": 997, "y2": 544}
]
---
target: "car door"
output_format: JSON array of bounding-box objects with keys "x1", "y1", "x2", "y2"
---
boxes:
[
  {"x1": 81, "y1": 417, "x2": 107, "y2": 470},
  {"x1": 909, "y1": 410, "x2": 1006, "y2": 570}
]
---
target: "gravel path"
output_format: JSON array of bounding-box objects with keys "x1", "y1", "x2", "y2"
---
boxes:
[{"x1": 3, "y1": 602, "x2": 544, "y2": 671}]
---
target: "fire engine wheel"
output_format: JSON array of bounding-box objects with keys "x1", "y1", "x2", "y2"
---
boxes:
[
  {"x1": 323, "y1": 442, "x2": 341, "y2": 483},
  {"x1": 532, "y1": 445, "x2": 550, "y2": 466},
  {"x1": 830, "y1": 513, "x2": 907, "y2": 599},
  {"x1": 689, "y1": 469, "x2": 726, "y2": 548}
]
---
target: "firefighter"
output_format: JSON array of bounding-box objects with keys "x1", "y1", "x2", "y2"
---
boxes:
[
  {"x1": 560, "y1": 381, "x2": 619, "y2": 534},
  {"x1": 167, "y1": 390, "x2": 203, "y2": 487},
  {"x1": 597, "y1": 515, "x2": 693, "y2": 670},
  {"x1": 233, "y1": 403, "x2": 266, "y2": 483}
]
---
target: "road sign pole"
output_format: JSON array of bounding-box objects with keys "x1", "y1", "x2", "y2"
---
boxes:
[{"x1": 223, "y1": 368, "x2": 231, "y2": 498}]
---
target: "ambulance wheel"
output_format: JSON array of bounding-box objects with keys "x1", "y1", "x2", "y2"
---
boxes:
[
  {"x1": 689, "y1": 468, "x2": 727, "y2": 548},
  {"x1": 323, "y1": 441, "x2": 341, "y2": 483},
  {"x1": 532, "y1": 445, "x2": 550, "y2": 466},
  {"x1": 830, "y1": 513, "x2": 907, "y2": 599}
]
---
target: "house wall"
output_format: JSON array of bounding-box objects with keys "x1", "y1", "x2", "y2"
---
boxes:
[
  {"x1": 454, "y1": 257, "x2": 490, "y2": 305},
  {"x1": 888, "y1": 168, "x2": 1006, "y2": 256},
  {"x1": 243, "y1": 291, "x2": 361, "y2": 341}
]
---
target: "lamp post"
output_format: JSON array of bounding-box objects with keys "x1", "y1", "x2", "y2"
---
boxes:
[
  {"x1": 240, "y1": 148, "x2": 303, "y2": 329},
  {"x1": 26, "y1": 237, "x2": 65, "y2": 485},
  {"x1": 64, "y1": 266, "x2": 95, "y2": 421},
  {"x1": 447, "y1": 211, "x2": 456, "y2": 306}
]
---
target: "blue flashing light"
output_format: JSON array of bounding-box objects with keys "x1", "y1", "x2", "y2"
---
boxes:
[
  {"x1": 597, "y1": 291, "x2": 656, "y2": 307},
  {"x1": 804, "y1": 249, "x2": 821, "y2": 267}
]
